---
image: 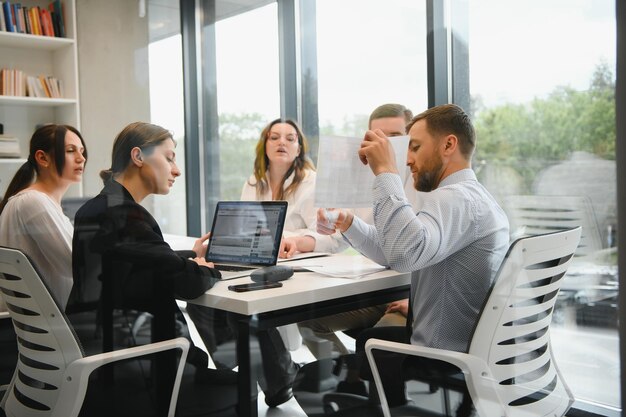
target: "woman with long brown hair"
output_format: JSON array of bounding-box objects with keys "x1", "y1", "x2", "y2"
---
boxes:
[
  {"x1": 0, "y1": 124, "x2": 87, "y2": 310},
  {"x1": 242, "y1": 118, "x2": 337, "y2": 253}
]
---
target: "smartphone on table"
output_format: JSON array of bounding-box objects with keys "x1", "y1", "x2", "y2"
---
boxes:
[{"x1": 228, "y1": 282, "x2": 283, "y2": 292}]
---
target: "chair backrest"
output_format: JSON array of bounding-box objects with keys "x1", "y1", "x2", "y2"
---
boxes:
[
  {"x1": 0, "y1": 246, "x2": 84, "y2": 416},
  {"x1": 504, "y1": 195, "x2": 601, "y2": 258},
  {"x1": 468, "y1": 227, "x2": 581, "y2": 417}
]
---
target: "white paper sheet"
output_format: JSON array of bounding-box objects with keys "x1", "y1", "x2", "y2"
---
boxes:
[
  {"x1": 314, "y1": 135, "x2": 410, "y2": 208},
  {"x1": 295, "y1": 257, "x2": 388, "y2": 279}
]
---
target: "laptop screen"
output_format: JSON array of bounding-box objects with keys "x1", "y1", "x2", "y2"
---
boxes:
[{"x1": 205, "y1": 201, "x2": 288, "y2": 266}]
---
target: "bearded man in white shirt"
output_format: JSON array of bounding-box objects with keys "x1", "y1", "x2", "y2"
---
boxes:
[{"x1": 317, "y1": 104, "x2": 510, "y2": 407}]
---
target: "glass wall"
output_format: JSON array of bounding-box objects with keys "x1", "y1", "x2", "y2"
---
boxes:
[
  {"x1": 178, "y1": 1, "x2": 620, "y2": 415},
  {"x1": 148, "y1": 33, "x2": 187, "y2": 234},
  {"x1": 215, "y1": 3, "x2": 280, "y2": 201},
  {"x1": 466, "y1": 0, "x2": 618, "y2": 412},
  {"x1": 316, "y1": 0, "x2": 428, "y2": 136}
]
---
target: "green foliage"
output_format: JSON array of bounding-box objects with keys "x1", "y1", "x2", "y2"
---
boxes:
[
  {"x1": 218, "y1": 112, "x2": 267, "y2": 200},
  {"x1": 473, "y1": 62, "x2": 615, "y2": 191},
  {"x1": 215, "y1": 64, "x2": 615, "y2": 200}
]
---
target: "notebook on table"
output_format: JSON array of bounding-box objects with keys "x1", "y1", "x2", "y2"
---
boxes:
[{"x1": 205, "y1": 201, "x2": 288, "y2": 280}]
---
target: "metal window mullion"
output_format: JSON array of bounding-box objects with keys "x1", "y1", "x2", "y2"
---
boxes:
[
  {"x1": 199, "y1": 0, "x2": 221, "y2": 228},
  {"x1": 298, "y1": 0, "x2": 319, "y2": 163},
  {"x1": 180, "y1": 0, "x2": 202, "y2": 236},
  {"x1": 278, "y1": 0, "x2": 298, "y2": 121}
]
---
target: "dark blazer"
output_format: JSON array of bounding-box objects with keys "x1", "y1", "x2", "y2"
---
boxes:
[{"x1": 69, "y1": 179, "x2": 220, "y2": 315}]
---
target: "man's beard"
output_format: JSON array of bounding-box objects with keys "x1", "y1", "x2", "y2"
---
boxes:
[{"x1": 414, "y1": 155, "x2": 443, "y2": 192}]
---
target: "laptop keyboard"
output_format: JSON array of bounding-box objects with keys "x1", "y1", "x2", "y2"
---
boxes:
[{"x1": 215, "y1": 264, "x2": 253, "y2": 272}]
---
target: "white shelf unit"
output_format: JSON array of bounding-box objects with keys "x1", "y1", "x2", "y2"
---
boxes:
[{"x1": 0, "y1": 0, "x2": 81, "y2": 196}]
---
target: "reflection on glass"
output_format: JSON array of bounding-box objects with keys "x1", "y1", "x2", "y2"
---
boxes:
[{"x1": 468, "y1": 0, "x2": 617, "y2": 410}]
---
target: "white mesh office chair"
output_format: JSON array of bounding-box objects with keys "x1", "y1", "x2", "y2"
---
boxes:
[
  {"x1": 366, "y1": 227, "x2": 581, "y2": 417},
  {"x1": 0, "y1": 246, "x2": 190, "y2": 417}
]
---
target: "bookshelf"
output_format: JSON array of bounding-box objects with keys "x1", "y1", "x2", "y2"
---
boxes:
[{"x1": 0, "y1": 0, "x2": 80, "y2": 196}]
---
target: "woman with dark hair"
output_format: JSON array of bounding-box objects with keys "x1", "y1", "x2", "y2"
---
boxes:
[
  {"x1": 0, "y1": 124, "x2": 87, "y2": 310},
  {"x1": 71, "y1": 121, "x2": 218, "y2": 315},
  {"x1": 71, "y1": 121, "x2": 237, "y2": 416}
]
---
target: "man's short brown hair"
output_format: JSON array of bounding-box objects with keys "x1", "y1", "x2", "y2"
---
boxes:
[
  {"x1": 407, "y1": 104, "x2": 475, "y2": 159},
  {"x1": 368, "y1": 103, "x2": 414, "y2": 128}
]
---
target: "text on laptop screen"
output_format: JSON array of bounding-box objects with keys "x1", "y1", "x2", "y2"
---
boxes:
[{"x1": 206, "y1": 201, "x2": 287, "y2": 266}]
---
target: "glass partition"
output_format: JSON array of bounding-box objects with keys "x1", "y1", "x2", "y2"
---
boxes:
[
  {"x1": 215, "y1": 3, "x2": 280, "y2": 201},
  {"x1": 148, "y1": 33, "x2": 187, "y2": 234},
  {"x1": 467, "y1": 0, "x2": 618, "y2": 411}
]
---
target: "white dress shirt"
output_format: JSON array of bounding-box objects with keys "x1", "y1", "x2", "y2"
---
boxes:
[
  {"x1": 0, "y1": 190, "x2": 74, "y2": 311},
  {"x1": 343, "y1": 169, "x2": 510, "y2": 352}
]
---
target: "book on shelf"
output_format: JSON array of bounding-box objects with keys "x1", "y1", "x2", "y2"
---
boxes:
[
  {"x1": 2, "y1": 2, "x2": 13, "y2": 32},
  {"x1": 30, "y1": 6, "x2": 41, "y2": 35},
  {"x1": 40, "y1": 8, "x2": 53, "y2": 36},
  {"x1": 51, "y1": 0, "x2": 64, "y2": 37},
  {"x1": 37, "y1": 74, "x2": 51, "y2": 97},
  {"x1": 0, "y1": 1, "x2": 66, "y2": 38},
  {"x1": 11, "y1": 4, "x2": 20, "y2": 33},
  {"x1": 0, "y1": 5, "x2": 6, "y2": 32},
  {"x1": 22, "y1": 5, "x2": 30, "y2": 33},
  {"x1": 17, "y1": 4, "x2": 26, "y2": 34},
  {"x1": 0, "y1": 68, "x2": 26, "y2": 96},
  {"x1": 1, "y1": 68, "x2": 63, "y2": 99}
]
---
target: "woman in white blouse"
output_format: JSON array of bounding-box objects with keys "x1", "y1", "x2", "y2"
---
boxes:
[
  {"x1": 0, "y1": 124, "x2": 87, "y2": 311},
  {"x1": 241, "y1": 118, "x2": 338, "y2": 253}
]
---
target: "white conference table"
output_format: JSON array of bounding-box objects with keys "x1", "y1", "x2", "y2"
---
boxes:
[
  {"x1": 189, "y1": 254, "x2": 410, "y2": 315},
  {"x1": 169, "y1": 238, "x2": 410, "y2": 417}
]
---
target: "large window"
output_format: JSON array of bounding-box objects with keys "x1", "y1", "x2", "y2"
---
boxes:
[
  {"x1": 467, "y1": 0, "x2": 618, "y2": 412},
  {"x1": 178, "y1": 1, "x2": 621, "y2": 414},
  {"x1": 148, "y1": 33, "x2": 187, "y2": 234},
  {"x1": 215, "y1": 3, "x2": 280, "y2": 201},
  {"x1": 76, "y1": 0, "x2": 187, "y2": 235},
  {"x1": 316, "y1": 0, "x2": 428, "y2": 136}
]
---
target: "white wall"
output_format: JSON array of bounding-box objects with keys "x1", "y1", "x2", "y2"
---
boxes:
[{"x1": 76, "y1": 0, "x2": 151, "y2": 197}]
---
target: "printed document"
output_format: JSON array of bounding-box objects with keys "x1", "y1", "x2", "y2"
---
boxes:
[
  {"x1": 315, "y1": 135, "x2": 410, "y2": 208},
  {"x1": 287, "y1": 254, "x2": 388, "y2": 279}
]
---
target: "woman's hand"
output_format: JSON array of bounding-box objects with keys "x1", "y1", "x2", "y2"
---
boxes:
[
  {"x1": 192, "y1": 232, "x2": 211, "y2": 258},
  {"x1": 279, "y1": 236, "x2": 316, "y2": 258},
  {"x1": 192, "y1": 257, "x2": 215, "y2": 268},
  {"x1": 279, "y1": 237, "x2": 298, "y2": 259}
]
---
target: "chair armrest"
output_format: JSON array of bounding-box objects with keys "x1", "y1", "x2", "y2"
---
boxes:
[
  {"x1": 365, "y1": 338, "x2": 505, "y2": 417},
  {"x1": 0, "y1": 311, "x2": 9, "y2": 319},
  {"x1": 54, "y1": 337, "x2": 190, "y2": 417}
]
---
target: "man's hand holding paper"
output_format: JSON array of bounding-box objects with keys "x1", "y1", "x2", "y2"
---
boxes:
[
  {"x1": 314, "y1": 133, "x2": 409, "y2": 208},
  {"x1": 358, "y1": 129, "x2": 399, "y2": 176}
]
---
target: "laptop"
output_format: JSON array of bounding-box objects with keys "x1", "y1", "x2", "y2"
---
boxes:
[{"x1": 205, "y1": 201, "x2": 288, "y2": 279}]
